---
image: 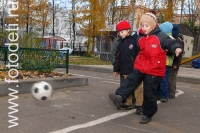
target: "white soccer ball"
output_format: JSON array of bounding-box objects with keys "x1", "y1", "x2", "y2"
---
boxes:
[{"x1": 31, "y1": 81, "x2": 53, "y2": 101}]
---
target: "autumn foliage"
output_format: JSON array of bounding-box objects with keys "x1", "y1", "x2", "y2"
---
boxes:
[{"x1": 5, "y1": 0, "x2": 51, "y2": 33}]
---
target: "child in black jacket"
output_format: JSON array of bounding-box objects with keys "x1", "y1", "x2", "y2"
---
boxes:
[{"x1": 111, "y1": 20, "x2": 143, "y2": 114}]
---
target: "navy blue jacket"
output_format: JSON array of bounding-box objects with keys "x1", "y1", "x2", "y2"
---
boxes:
[{"x1": 113, "y1": 33, "x2": 138, "y2": 75}]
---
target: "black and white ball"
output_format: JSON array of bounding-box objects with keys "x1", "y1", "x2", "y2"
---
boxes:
[{"x1": 31, "y1": 81, "x2": 53, "y2": 101}]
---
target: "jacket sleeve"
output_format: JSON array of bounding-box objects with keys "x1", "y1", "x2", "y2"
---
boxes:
[
  {"x1": 111, "y1": 39, "x2": 120, "y2": 65},
  {"x1": 131, "y1": 33, "x2": 140, "y2": 55},
  {"x1": 172, "y1": 36, "x2": 185, "y2": 69},
  {"x1": 113, "y1": 45, "x2": 121, "y2": 72},
  {"x1": 158, "y1": 32, "x2": 183, "y2": 55}
]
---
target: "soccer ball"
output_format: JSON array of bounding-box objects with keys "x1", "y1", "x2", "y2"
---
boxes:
[{"x1": 31, "y1": 81, "x2": 53, "y2": 101}]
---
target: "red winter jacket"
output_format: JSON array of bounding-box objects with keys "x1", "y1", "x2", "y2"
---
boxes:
[{"x1": 134, "y1": 27, "x2": 182, "y2": 77}]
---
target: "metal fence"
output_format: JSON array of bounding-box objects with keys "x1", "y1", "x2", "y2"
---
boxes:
[
  {"x1": 94, "y1": 52, "x2": 112, "y2": 61},
  {"x1": 0, "y1": 47, "x2": 69, "y2": 74},
  {"x1": 67, "y1": 43, "x2": 87, "y2": 56}
]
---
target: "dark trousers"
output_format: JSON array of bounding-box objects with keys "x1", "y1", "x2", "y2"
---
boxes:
[
  {"x1": 156, "y1": 66, "x2": 170, "y2": 99},
  {"x1": 115, "y1": 69, "x2": 162, "y2": 117},
  {"x1": 168, "y1": 69, "x2": 178, "y2": 97}
]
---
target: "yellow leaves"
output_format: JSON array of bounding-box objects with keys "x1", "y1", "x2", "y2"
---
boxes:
[
  {"x1": 6, "y1": 0, "x2": 50, "y2": 29},
  {"x1": 155, "y1": 0, "x2": 183, "y2": 22},
  {"x1": 74, "y1": 0, "x2": 111, "y2": 32},
  {"x1": 0, "y1": 68, "x2": 68, "y2": 81}
]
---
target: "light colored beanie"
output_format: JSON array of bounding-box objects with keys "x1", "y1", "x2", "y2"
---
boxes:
[
  {"x1": 159, "y1": 21, "x2": 173, "y2": 34},
  {"x1": 140, "y1": 12, "x2": 157, "y2": 30}
]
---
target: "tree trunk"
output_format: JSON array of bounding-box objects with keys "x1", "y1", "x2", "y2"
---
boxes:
[
  {"x1": 72, "y1": 1, "x2": 76, "y2": 50},
  {"x1": 52, "y1": 0, "x2": 55, "y2": 36},
  {"x1": 26, "y1": 22, "x2": 29, "y2": 33}
]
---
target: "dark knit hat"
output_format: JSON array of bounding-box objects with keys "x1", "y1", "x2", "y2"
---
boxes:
[
  {"x1": 116, "y1": 20, "x2": 131, "y2": 32},
  {"x1": 140, "y1": 12, "x2": 157, "y2": 30},
  {"x1": 172, "y1": 24, "x2": 180, "y2": 37}
]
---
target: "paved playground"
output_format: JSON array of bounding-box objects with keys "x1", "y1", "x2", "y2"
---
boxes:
[{"x1": 0, "y1": 67, "x2": 199, "y2": 133}]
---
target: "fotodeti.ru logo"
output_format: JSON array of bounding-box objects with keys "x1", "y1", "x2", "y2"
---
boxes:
[{"x1": 4, "y1": 0, "x2": 19, "y2": 128}]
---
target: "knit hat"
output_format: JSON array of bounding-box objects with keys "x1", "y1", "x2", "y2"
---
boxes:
[
  {"x1": 140, "y1": 12, "x2": 157, "y2": 30},
  {"x1": 172, "y1": 24, "x2": 180, "y2": 37},
  {"x1": 116, "y1": 20, "x2": 131, "y2": 32},
  {"x1": 159, "y1": 22, "x2": 173, "y2": 33}
]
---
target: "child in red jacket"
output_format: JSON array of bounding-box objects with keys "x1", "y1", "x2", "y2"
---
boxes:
[{"x1": 109, "y1": 12, "x2": 182, "y2": 124}]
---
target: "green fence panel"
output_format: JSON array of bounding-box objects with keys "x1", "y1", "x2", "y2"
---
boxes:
[{"x1": 0, "y1": 47, "x2": 69, "y2": 73}]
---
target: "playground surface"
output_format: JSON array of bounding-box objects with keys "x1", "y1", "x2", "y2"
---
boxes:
[{"x1": 0, "y1": 68, "x2": 199, "y2": 133}]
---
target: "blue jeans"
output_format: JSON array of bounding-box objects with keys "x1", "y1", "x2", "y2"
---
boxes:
[{"x1": 156, "y1": 66, "x2": 170, "y2": 99}]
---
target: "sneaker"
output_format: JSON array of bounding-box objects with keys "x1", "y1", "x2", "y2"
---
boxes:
[
  {"x1": 139, "y1": 115, "x2": 151, "y2": 124},
  {"x1": 135, "y1": 107, "x2": 143, "y2": 115},
  {"x1": 117, "y1": 104, "x2": 134, "y2": 110},
  {"x1": 109, "y1": 93, "x2": 115, "y2": 102},
  {"x1": 109, "y1": 93, "x2": 123, "y2": 108},
  {"x1": 160, "y1": 98, "x2": 168, "y2": 103}
]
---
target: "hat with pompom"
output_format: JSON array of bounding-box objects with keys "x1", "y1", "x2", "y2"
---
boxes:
[
  {"x1": 140, "y1": 12, "x2": 157, "y2": 30},
  {"x1": 116, "y1": 20, "x2": 131, "y2": 32}
]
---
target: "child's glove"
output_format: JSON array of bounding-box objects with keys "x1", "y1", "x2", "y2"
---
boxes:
[{"x1": 175, "y1": 48, "x2": 182, "y2": 57}]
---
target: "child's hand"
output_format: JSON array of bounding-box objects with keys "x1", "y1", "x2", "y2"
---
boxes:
[
  {"x1": 173, "y1": 65, "x2": 177, "y2": 69},
  {"x1": 175, "y1": 48, "x2": 182, "y2": 57},
  {"x1": 113, "y1": 72, "x2": 118, "y2": 78}
]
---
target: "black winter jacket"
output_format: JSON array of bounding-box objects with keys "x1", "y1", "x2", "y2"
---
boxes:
[
  {"x1": 172, "y1": 35, "x2": 184, "y2": 70},
  {"x1": 113, "y1": 34, "x2": 138, "y2": 75}
]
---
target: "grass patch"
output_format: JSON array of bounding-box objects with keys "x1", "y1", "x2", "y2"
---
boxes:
[{"x1": 69, "y1": 56, "x2": 111, "y2": 65}]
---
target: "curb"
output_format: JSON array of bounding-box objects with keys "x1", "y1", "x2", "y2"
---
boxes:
[
  {"x1": 177, "y1": 76, "x2": 200, "y2": 84},
  {"x1": 0, "y1": 76, "x2": 88, "y2": 97},
  {"x1": 69, "y1": 65, "x2": 113, "y2": 73}
]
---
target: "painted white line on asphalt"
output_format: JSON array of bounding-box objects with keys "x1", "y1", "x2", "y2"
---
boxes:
[
  {"x1": 101, "y1": 81, "x2": 120, "y2": 84},
  {"x1": 175, "y1": 90, "x2": 184, "y2": 97},
  {"x1": 50, "y1": 90, "x2": 184, "y2": 133},
  {"x1": 50, "y1": 110, "x2": 136, "y2": 133},
  {"x1": 70, "y1": 73, "x2": 119, "y2": 81}
]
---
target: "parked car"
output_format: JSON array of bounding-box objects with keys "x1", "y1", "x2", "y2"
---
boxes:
[{"x1": 59, "y1": 47, "x2": 73, "y2": 54}]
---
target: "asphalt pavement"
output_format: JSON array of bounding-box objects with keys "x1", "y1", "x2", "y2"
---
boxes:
[{"x1": 0, "y1": 68, "x2": 199, "y2": 133}]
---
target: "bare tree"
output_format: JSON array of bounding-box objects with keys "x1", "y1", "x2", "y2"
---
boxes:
[
  {"x1": 49, "y1": 0, "x2": 64, "y2": 36},
  {"x1": 71, "y1": 0, "x2": 76, "y2": 50}
]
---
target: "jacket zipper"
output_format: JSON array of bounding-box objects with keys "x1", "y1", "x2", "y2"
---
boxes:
[{"x1": 144, "y1": 35, "x2": 149, "y2": 72}]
